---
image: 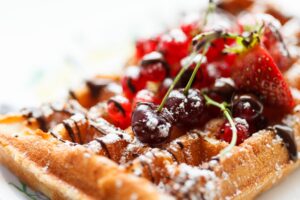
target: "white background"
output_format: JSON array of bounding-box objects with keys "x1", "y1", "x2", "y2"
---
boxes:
[{"x1": 0, "y1": 0, "x2": 300, "y2": 199}]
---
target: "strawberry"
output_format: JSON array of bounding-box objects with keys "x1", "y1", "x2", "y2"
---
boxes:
[
  {"x1": 238, "y1": 13, "x2": 292, "y2": 71},
  {"x1": 231, "y1": 45, "x2": 295, "y2": 111}
]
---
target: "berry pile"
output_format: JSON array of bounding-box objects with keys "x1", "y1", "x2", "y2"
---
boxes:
[{"x1": 102, "y1": 1, "x2": 295, "y2": 152}]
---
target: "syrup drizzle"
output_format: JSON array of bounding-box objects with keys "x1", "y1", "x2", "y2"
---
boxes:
[
  {"x1": 272, "y1": 124, "x2": 298, "y2": 161},
  {"x1": 86, "y1": 78, "x2": 112, "y2": 98}
]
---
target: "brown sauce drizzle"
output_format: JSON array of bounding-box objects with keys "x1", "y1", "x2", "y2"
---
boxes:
[
  {"x1": 68, "y1": 90, "x2": 78, "y2": 101},
  {"x1": 86, "y1": 78, "x2": 112, "y2": 98},
  {"x1": 107, "y1": 99, "x2": 126, "y2": 116},
  {"x1": 165, "y1": 149, "x2": 179, "y2": 162},
  {"x1": 272, "y1": 124, "x2": 298, "y2": 161},
  {"x1": 62, "y1": 120, "x2": 76, "y2": 143},
  {"x1": 72, "y1": 119, "x2": 83, "y2": 144},
  {"x1": 22, "y1": 108, "x2": 47, "y2": 132},
  {"x1": 95, "y1": 138, "x2": 111, "y2": 159}
]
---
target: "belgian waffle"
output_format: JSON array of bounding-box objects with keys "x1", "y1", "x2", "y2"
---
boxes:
[{"x1": 1, "y1": 0, "x2": 300, "y2": 199}]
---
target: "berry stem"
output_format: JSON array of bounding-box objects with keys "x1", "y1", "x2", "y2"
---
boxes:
[
  {"x1": 183, "y1": 42, "x2": 210, "y2": 94},
  {"x1": 157, "y1": 52, "x2": 197, "y2": 112},
  {"x1": 203, "y1": 94, "x2": 237, "y2": 157},
  {"x1": 203, "y1": 0, "x2": 216, "y2": 26}
]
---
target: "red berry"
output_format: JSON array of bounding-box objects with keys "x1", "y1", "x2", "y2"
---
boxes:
[
  {"x1": 133, "y1": 89, "x2": 159, "y2": 108},
  {"x1": 195, "y1": 58, "x2": 231, "y2": 89},
  {"x1": 180, "y1": 14, "x2": 201, "y2": 43},
  {"x1": 107, "y1": 95, "x2": 132, "y2": 129},
  {"x1": 231, "y1": 45, "x2": 295, "y2": 112},
  {"x1": 218, "y1": 118, "x2": 250, "y2": 145},
  {"x1": 158, "y1": 29, "x2": 190, "y2": 76},
  {"x1": 135, "y1": 36, "x2": 160, "y2": 60},
  {"x1": 140, "y1": 51, "x2": 169, "y2": 82},
  {"x1": 121, "y1": 66, "x2": 146, "y2": 99},
  {"x1": 238, "y1": 13, "x2": 292, "y2": 71},
  {"x1": 205, "y1": 37, "x2": 235, "y2": 63}
]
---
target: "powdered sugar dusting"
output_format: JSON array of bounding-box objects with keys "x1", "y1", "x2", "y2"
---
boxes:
[{"x1": 165, "y1": 163, "x2": 219, "y2": 200}]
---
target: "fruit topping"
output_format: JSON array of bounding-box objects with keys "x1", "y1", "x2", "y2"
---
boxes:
[
  {"x1": 218, "y1": 117, "x2": 250, "y2": 145},
  {"x1": 231, "y1": 44, "x2": 295, "y2": 111},
  {"x1": 140, "y1": 51, "x2": 169, "y2": 82},
  {"x1": 231, "y1": 94, "x2": 263, "y2": 122},
  {"x1": 158, "y1": 29, "x2": 190, "y2": 76},
  {"x1": 238, "y1": 13, "x2": 292, "y2": 71},
  {"x1": 107, "y1": 95, "x2": 132, "y2": 129},
  {"x1": 121, "y1": 66, "x2": 146, "y2": 99},
  {"x1": 135, "y1": 36, "x2": 160, "y2": 60},
  {"x1": 211, "y1": 78, "x2": 236, "y2": 99},
  {"x1": 165, "y1": 88, "x2": 205, "y2": 126},
  {"x1": 133, "y1": 89, "x2": 158, "y2": 108},
  {"x1": 131, "y1": 103, "x2": 174, "y2": 145},
  {"x1": 158, "y1": 78, "x2": 173, "y2": 98}
]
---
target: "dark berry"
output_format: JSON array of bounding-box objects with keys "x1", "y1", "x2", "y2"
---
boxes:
[
  {"x1": 133, "y1": 89, "x2": 159, "y2": 108},
  {"x1": 232, "y1": 94, "x2": 263, "y2": 122},
  {"x1": 131, "y1": 103, "x2": 174, "y2": 145},
  {"x1": 165, "y1": 88, "x2": 205, "y2": 126},
  {"x1": 202, "y1": 90, "x2": 223, "y2": 118},
  {"x1": 107, "y1": 95, "x2": 132, "y2": 129},
  {"x1": 121, "y1": 66, "x2": 146, "y2": 99},
  {"x1": 211, "y1": 78, "x2": 236, "y2": 100},
  {"x1": 176, "y1": 67, "x2": 194, "y2": 88},
  {"x1": 135, "y1": 36, "x2": 160, "y2": 60},
  {"x1": 218, "y1": 117, "x2": 250, "y2": 145},
  {"x1": 158, "y1": 29, "x2": 190, "y2": 76},
  {"x1": 140, "y1": 51, "x2": 169, "y2": 82}
]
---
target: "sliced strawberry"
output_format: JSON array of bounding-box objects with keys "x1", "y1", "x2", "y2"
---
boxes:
[{"x1": 231, "y1": 45, "x2": 295, "y2": 112}]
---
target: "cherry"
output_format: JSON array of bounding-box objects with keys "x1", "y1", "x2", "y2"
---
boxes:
[
  {"x1": 140, "y1": 51, "x2": 169, "y2": 82},
  {"x1": 121, "y1": 66, "x2": 146, "y2": 99},
  {"x1": 211, "y1": 78, "x2": 236, "y2": 100},
  {"x1": 232, "y1": 93, "x2": 267, "y2": 133},
  {"x1": 132, "y1": 89, "x2": 159, "y2": 108},
  {"x1": 158, "y1": 29, "x2": 190, "y2": 76},
  {"x1": 131, "y1": 102, "x2": 174, "y2": 145},
  {"x1": 218, "y1": 117, "x2": 250, "y2": 145},
  {"x1": 135, "y1": 36, "x2": 160, "y2": 60},
  {"x1": 164, "y1": 88, "x2": 205, "y2": 126},
  {"x1": 231, "y1": 94, "x2": 263, "y2": 122},
  {"x1": 107, "y1": 95, "x2": 132, "y2": 129}
]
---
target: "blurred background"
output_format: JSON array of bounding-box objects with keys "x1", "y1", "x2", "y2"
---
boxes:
[
  {"x1": 0, "y1": 0, "x2": 206, "y2": 109},
  {"x1": 0, "y1": 0, "x2": 298, "y2": 110}
]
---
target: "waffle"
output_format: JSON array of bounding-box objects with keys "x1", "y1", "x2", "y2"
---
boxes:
[{"x1": 1, "y1": 0, "x2": 300, "y2": 200}]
